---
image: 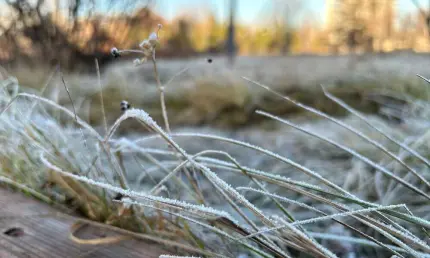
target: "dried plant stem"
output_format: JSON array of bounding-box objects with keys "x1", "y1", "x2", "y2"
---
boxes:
[
  {"x1": 243, "y1": 76, "x2": 430, "y2": 195},
  {"x1": 105, "y1": 109, "x2": 334, "y2": 258},
  {"x1": 60, "y1": 70, "x2": 87, "y2": 147},
  {"x1": 0, "y1": 175, "x2": 52, "y2": 204},
  {"x1": 238, "y1": 187, "x2": 404, "y2": 257},
  {"x1": 150, "y1": 53, "x2": 204, "y2": 201},
  {"x1": 26, "y1": 65, "x2": 58, "y2": 121},
  {"x1": 322, "y1": 85, "x2": 430, "y2": 170},
  {"x1": 147, "y1": 149, "x2": 286, "y2": 253},
  {"x1": 95, "y1": 58, "x2": 107, "y2": 135},
  {"x1": 152, "y1": 53, "x2": 170, "y2": 133},
  {"x1": 256, "y1": 110, "x2": 430, "y2": 200}
]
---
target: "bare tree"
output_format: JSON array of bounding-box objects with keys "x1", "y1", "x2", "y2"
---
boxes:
[
  {"x1": 411, "y1": 0, "x2": 430, "y2": 37},
  {"x1": 0, "y1": 0, "x2": 151, "y2": 70},
  {"x1": 326, "y1": 0, "x2": 395, "y2": 53},
  {"x1": 270, "y1": 0, "x2": 302, "y2": 55},
  {"x1": 225, "y1": 0, "x2": 237, "y2": 66}
]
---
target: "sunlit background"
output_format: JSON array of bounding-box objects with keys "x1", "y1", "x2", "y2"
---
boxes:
[
  {"x1": 1, "y1": 0, "x2": 430, "y2": 70},
  {"x1": 1, "y1": 0, "x2": 430, "y2": 129}
]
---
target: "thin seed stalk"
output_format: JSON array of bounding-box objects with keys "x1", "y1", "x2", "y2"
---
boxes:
[
  {"x1": 150, "y1": 51, "x2": 204, "y2": 201},
  {"x1": 151, "y1": 52, "x2": 170, "y2": 133}
]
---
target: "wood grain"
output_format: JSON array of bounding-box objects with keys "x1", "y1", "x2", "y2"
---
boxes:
[{"x1": 0, "y1": 188, "x2": 169, "y2": 258}]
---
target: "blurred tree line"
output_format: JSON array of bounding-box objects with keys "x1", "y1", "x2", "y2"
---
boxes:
[
  {"x1": 326, "y1": 0, "x2": 430, "y2": 53},
  {"x1": 0, "y1": 0, "x2": 316, "y2": 71},
  {"x1": 0, "y1": 0, "x2": 154, "y2": 70},
  {"x1": 0, "y1": 0, "x2": 429, "y2": 71}
]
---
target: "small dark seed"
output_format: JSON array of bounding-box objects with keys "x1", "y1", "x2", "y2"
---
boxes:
[
  {"x1": 120, "y1": 100, "x2": 131, "y2": 111},
  {"x1": 207, "y1": 58, "x2": 212, "y2": 63},
  {"x1": 113, "y1": 193, "x2": 124, "y2": 201},
  {"x1": 111, "y1": 48, "x2": 121, "y2": 58}
]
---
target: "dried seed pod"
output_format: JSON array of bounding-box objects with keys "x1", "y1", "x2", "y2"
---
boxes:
[
  {"x1": 111, "y1": 47, "x2": 121, "y2": 58},
  {"x1": 113, "y1": 193, "x2": 124, "y2": 201},
  {"x1": 120, "y1": 100, "x2": 130, "y2": 111}
]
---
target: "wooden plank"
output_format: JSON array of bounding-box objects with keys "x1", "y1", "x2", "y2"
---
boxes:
[{"x1": 0, "y1": 187, "x2": 169, "y2": 258}]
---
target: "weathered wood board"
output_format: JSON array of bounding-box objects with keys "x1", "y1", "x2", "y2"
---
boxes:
[{"x1": 0, "y1": 188, "x2": 169, "y2": 258}]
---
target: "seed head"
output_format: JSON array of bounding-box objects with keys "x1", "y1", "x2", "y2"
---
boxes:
[
  {"x1": 120, "y1": 100, "x2": 131, "y2": 111},
  {"x1": 113, "y1": 193, "x2": 124, "y2": 201},
  {"x1": 110, "y1": 47, "x2": 120, "y2": 58},
  {"x1": 148, "y1": 32, "x2": 158, "y2": 44}
]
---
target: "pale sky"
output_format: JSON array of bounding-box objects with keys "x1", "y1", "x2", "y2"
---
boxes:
[
  {"x1": 154, "y1": 0, "x2": 429, "y2": 25},
  {"x1": 0, "y1": 0, "x2": 428, "y2": 26}
]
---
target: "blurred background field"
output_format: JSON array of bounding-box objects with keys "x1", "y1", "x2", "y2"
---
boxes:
[
  {"x1": 6, "y1": 53, "x2": 430, "y2": 135},
  {"x1": 2, "y1": 0, "x2": 430, "y2": 257},
  {"x1": 2, "y1": 0, "x2": 430, "y2": 130}
]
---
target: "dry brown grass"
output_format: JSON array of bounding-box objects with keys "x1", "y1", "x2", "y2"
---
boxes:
[
  {"x1": 7, "y1": 52, "x2": 430, "y2": 130},
  {"x1": 2, "y1": 53, "x2": 430, "y2": 257}
]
